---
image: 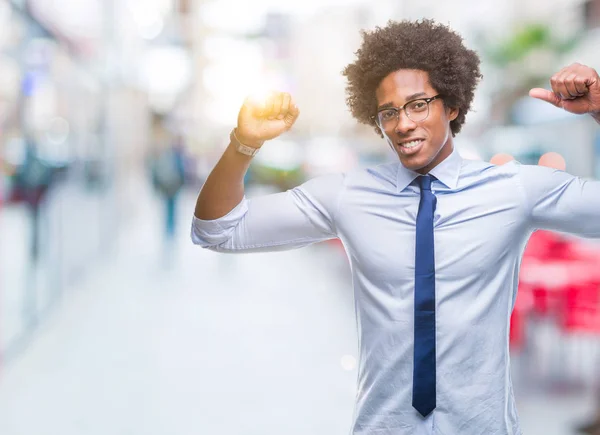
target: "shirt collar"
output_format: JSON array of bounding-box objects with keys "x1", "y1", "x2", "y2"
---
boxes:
[{"x1": 396, "y1": 146, "x2": 463, "y2": 193}]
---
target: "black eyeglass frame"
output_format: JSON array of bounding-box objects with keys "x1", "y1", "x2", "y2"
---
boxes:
[{"x1": 370, "y1": 94, "x2": 443, "y2": 129}]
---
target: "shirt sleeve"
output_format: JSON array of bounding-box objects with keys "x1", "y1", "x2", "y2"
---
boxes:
[
  {"x1": 517, "y1": 163, "x2": 600, "y2": 237},
  {"x1": 190, "y1": 172, "x2": 345, "y2": 253}
]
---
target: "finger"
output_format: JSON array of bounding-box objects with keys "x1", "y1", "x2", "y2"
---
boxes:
[
  {"x1": 489, "y1": 153, "x2": 515, "y2": 165},
  {"x1": 564, "y1": 74, "x2": 585, "y2": 98},
  {"x1": 263, "y1": 92, "x2": 277, "y2": 119},
  {"x1": 529, "y1": 88, "x2": 562, "y2": 107},
  {"x1": 537, "y1": 152, "x2": 566, "y2": 170},
  {"x1": 284, "y1": 99, "x2": 300, "y2": 127},
  {"x1": 551, "y1": 73, "x2": 573, "y2": 100},
  {"x1": 270, "y1": 92, "x2": 283, "y2": 120},
  {"x1": 278, "y1": 93, "x2": 291, "y2": 120},
  {"x1": 573, "y1": 75, "x2": 589, "y2": 95}
]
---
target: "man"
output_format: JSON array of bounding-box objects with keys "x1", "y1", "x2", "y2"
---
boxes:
[
  {"x1": 151, "y1": 133, "x2": 187, "y2": 245},
  {"x1": 191, "y1": 19, "x2": 600, "y2": 435}
]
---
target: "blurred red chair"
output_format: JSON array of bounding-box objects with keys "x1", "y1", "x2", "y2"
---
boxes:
[
  {"x1": 511, "y1": 282, "x2": 535, "y2": 350},
  {"x1": 561, "y1": 282, "x2": 600, "y2": 334}
]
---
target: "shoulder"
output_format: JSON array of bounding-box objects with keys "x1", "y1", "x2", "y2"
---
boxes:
[
  {"x1": 472, "y1": 160, "x2": 575, "y2": 186},
  {"x1": 458, "y1": 158, "x2": 522, "y2": 186},
  {"x1": 343, "y1": 161, "x2": 399, "y2": 191}
]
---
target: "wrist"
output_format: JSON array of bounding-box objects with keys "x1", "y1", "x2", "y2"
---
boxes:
[
  {"x1": 230, "y1": 128, "x2": 263, "y2": 157},
  {"x1": 233, "y1": 128, "x2": 264, "y2": 149},
  {"x1": 226, "y1": 140, "x2": 253, "y2": 161}
]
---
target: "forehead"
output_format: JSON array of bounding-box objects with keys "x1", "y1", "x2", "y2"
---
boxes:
[{"x1": 375, "y1": 69, "x2": 434, "y2": 103}]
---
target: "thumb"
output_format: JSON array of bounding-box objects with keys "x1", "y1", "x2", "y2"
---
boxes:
[
  {"x1": 283, "y1": 101, "x2": 300, "y2": 127},
  {"x1": 529, "y1": 88, "x2": 562, "y2": 108},
  {"x1": 242, "y1": 95, "x2": 266, "y2": 118}
]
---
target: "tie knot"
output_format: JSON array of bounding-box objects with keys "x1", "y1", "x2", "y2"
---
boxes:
[{"x1": 418, "y1": 175, "x2": 434, "y2": 191}]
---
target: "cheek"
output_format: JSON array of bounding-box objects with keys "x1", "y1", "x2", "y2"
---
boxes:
[
  {"x1": 423, "y1": 123, "x2": 443, "y2": 142},
  {"x1": 425, "y1": 117, "x2": 451, "y2": 144}
]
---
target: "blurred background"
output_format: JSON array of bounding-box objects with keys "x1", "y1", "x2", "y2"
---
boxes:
[{"x1": 0, "y1": 0, "x2": 599, "y2": 434}]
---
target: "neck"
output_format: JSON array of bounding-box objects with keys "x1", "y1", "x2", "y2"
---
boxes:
[{"x1": 416, "y1": 138, "x2": 454, "y2": 175}]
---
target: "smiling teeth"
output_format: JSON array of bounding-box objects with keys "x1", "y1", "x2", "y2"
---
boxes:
[{"x1": 402, "y1": 140, "x2": 422, "y2": 148}]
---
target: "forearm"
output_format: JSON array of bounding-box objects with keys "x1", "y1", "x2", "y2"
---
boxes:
[
  {"x1": 194, "y1": 141, "x2": 254, "y2": 220},
  {"x1": 195, "y1": 91, "x2": 299, "y2": 221}
]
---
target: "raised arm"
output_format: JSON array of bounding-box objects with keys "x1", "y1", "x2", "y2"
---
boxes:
[
  {"x1": 191, "y1": 92, "x2": 345, "y2": 253},
  {"x1": 518, "y1": 63, "x2": 600, "y2": 236},
  {"x1": 195, "y1": 92, "x2": 299, "y2": 220}
]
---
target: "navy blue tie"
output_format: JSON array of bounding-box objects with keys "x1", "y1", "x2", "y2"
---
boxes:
[{"x1": 412, "y1": 175, "x2": 437, "y2": 417}]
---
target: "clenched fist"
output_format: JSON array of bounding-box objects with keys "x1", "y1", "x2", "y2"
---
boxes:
[
  {"x1": 529, "y1": 63, "x2": 600, "y2": 118},
  {"x1": 235, "y1": 91, "x2": 300, "y2": 148}
]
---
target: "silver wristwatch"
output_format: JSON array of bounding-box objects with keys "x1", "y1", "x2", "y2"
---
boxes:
[{"x1": 230, "y1": 128, "x2": 262, "y2": 157}]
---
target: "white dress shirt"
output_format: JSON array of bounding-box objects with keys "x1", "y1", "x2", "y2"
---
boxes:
[{"x1": 191, "y1": 147, "x2": 600, "y2": 434}]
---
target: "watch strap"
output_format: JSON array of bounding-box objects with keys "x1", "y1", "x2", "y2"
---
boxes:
[{"x1": 231, "y1": 128, "x2": 263, "y2": 157}]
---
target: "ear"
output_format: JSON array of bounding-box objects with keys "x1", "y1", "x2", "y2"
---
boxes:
[{"x1": 447, "y1": 106, "x2": 459, "y2": 121}]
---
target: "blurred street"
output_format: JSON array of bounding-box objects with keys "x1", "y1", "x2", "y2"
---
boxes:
[
  {"x1": 0, "y1": 187, "x2": 597, "y2": 435},
  {"x1": 0, "y1": 186, "x2": 361, "y2": 435}
]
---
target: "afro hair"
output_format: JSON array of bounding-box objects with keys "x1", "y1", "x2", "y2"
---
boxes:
[{"x1": 343, "y1": 19, "x2": 482, "y2": 137}]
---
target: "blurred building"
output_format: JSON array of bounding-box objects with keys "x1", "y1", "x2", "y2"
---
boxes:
[{"x1": 0, "y1": 0, "x2": 191, "y2": 362}]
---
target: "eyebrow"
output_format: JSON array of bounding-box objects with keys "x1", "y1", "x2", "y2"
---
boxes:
[{"x1": 377, "y1": 92, "x2": 428, "y2": 111}]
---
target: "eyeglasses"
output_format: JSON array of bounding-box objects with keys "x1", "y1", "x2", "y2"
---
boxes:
[{"x1": 372, "y1": 95, "x2": 442, "y2": 131}]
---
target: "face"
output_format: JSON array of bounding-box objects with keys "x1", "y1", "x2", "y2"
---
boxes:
[{"x1": 375, "y1": 69, "x2": 458, "y2": 174}]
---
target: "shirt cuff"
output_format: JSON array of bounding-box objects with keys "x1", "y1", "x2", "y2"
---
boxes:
[{"x1": 192, "y1": 196, "x2": 249, "y2": 236}]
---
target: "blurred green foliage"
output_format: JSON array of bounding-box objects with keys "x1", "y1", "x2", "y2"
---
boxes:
[
  {"x1": 249, "y1": 164, "x2": 304, "y2": 191},
  {"x1": 483, "y1": 23, "x2": 581, "y2": 67}
]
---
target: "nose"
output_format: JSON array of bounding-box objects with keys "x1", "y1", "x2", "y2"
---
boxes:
[{"x1": 394, "y1": 110, "x2": 417, "y2": 135}]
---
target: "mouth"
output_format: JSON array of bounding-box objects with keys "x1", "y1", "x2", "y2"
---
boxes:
[{"x1": 397, "y1": 138, "x2": 425, "y2": 156}]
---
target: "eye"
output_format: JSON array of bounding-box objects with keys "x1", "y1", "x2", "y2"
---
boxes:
[
  {"x1": 409, "y1": 101, "x2": 427, "y2": 111},
  {"x1": 379, "y1": 109, "x2": 397, "y2": 121}
]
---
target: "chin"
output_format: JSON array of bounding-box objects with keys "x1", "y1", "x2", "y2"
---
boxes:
[{"x1": 398, "y1": 154, "x2": 433, "y2": 172}]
